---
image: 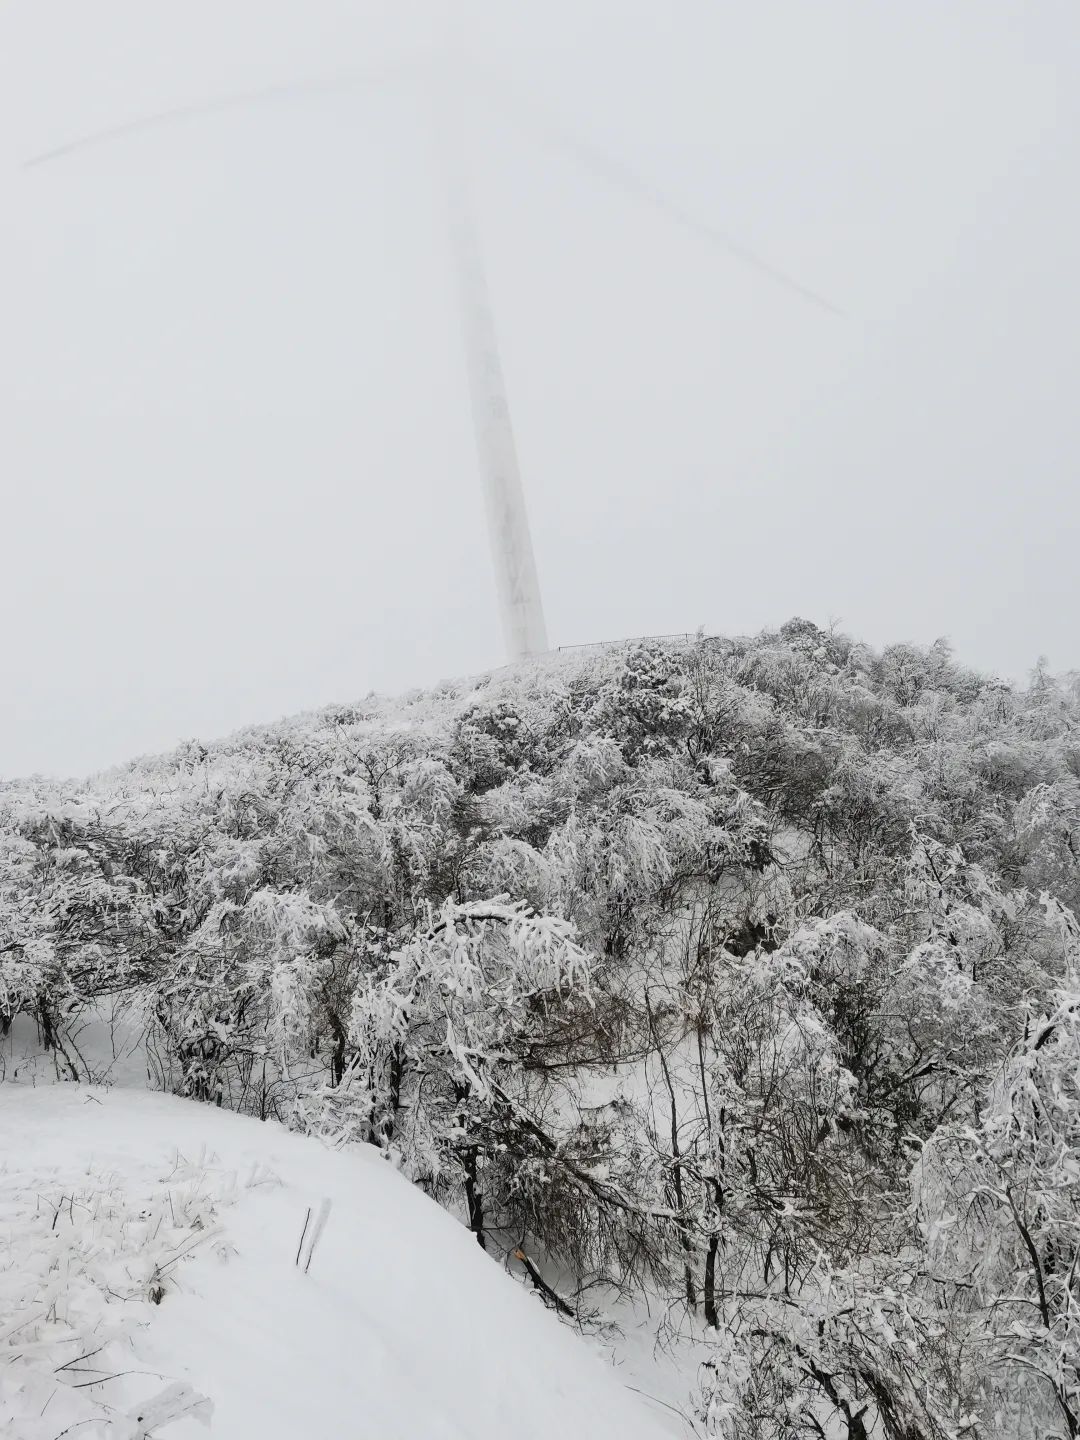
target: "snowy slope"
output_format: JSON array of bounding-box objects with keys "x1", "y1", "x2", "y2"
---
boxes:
[{"x1": 1, "y1": 1084, "x2": 673, "y2": 1439}]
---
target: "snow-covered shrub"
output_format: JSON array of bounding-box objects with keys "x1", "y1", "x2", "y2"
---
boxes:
[
  {"x1": 3, "y1": 624, "x2": 1080, "y2": 1437},
  {"x1": 0, "y1": 1149, "x2": 239, "y2": 1437}
]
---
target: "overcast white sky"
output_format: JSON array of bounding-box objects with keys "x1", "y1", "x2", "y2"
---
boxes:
[{"x1": 2, "y1": 0, "x2": 1078, "y2": 778}]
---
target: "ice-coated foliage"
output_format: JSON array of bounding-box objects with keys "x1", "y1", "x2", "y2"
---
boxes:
[
  {"x1": 0, "y1": 1145, "x2": 230, "y2": 1436},
  {"x1": 3, "y1": 625, "x2": 1080, "y2": 1438}
]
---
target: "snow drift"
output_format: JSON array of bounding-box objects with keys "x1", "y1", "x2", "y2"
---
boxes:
[{"x1": 1, "y1": 1083, "x2": 671, "y2": 1438}]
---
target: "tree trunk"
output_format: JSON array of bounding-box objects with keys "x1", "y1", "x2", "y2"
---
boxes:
[
  {"x1": 38, "y1": 999, "x2": 56, "y2": 1050},
  {"x1": 387, "y1": 1045, "x2": 403, "y2": 1139},
  {"x1": 703, "y1": 1234, "x2": 719, "y2": 1329},
  {"x1": 462, "y1": 1145, "x2": 486, "y2": 1249},
  {"x1": 328, "y1": 1013, "x2": 347, "y2": 1087},
  {"x1": 455, "y1": 1084, "x2": 486, "y2": 1249},
  {"x1": 647, "y1": 992, "x2": 696, "y2": 1310}
]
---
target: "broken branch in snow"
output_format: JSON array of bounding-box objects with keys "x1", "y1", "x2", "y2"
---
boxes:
[{"x1": 512, "y1": 1247, "x2": 577, "y2": 1318}]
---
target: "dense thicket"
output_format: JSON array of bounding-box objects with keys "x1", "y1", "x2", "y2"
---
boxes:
[{"x1": 4, "y1": 622, "x2": 1080, "y2": 1438}]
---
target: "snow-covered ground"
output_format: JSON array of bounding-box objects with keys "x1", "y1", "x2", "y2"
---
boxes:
[{"x1": 0, "y1": 1074, "x2": 685, "y2": 1439}]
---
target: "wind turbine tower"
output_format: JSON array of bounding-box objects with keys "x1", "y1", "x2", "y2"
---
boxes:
[{"x1": 439, "y1": 77, "x2": 550, "y2": 663}]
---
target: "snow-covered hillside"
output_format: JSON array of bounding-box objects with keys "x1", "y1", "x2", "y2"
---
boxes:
[
  {"x1": 6, "y1": 629, "x2": 1080, "y2": 1438},
  {"x1": 1, "y1": 1079, "x2": 672, "y2": 1439}
]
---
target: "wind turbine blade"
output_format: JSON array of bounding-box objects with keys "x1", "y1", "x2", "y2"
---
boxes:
[
  {"x1": 23, "y1": 65, "x2": 411, "y2": 170},
  {"x1": 544, "y1": 130, "x2": 844, "y2": 318},
  {"x1": 466, "y1": 67, "x2": 843, "y2": 319}
]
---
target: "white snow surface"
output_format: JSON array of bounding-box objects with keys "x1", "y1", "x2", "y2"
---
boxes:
[{"x1": 1, "y1": 1082, "x2": 672, "y2": 1439}]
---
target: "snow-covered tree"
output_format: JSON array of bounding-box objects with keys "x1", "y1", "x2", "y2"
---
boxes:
[{"x1": 3, "y1": 623, "x2": 1080, "y2": 1436}]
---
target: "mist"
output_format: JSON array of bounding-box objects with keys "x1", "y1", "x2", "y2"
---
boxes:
[{"x1": 2, "y1": 0, "x2": 1078, "y2": 777}]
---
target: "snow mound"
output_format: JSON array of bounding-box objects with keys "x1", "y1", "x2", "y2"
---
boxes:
[{"x1": 0, "y1": 1085, "x2": 671, "y2": 1439}]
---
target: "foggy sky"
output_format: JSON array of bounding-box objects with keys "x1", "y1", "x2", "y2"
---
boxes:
[{"x1": 2, "y1": 0, "x2": 1078, "y2": 778}]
